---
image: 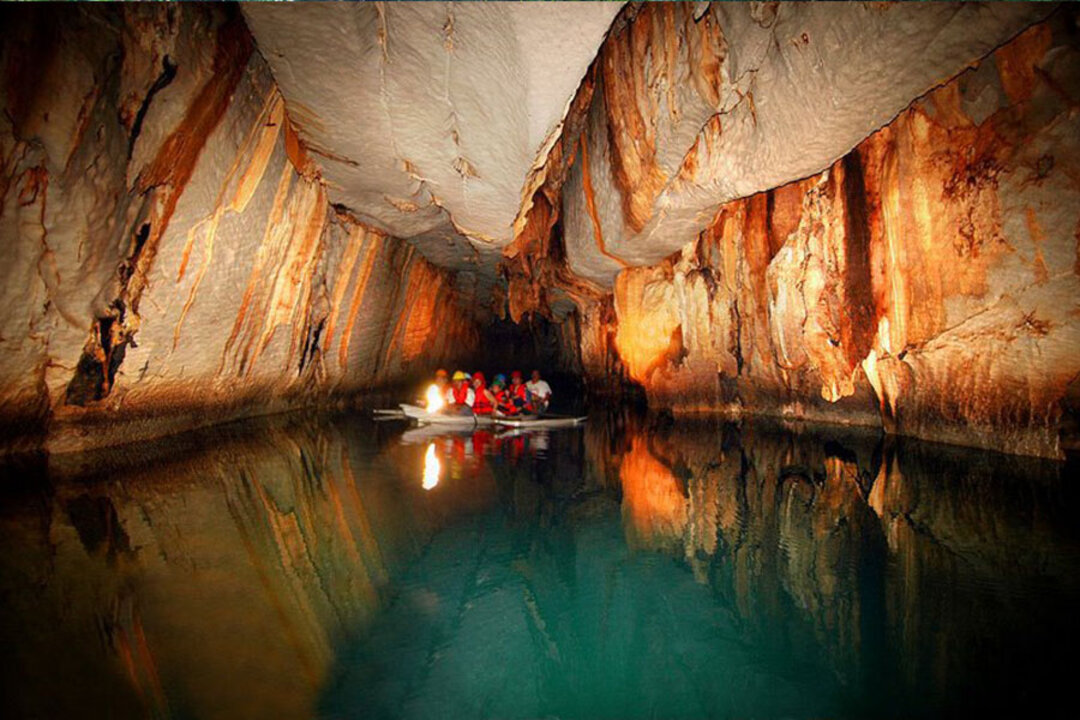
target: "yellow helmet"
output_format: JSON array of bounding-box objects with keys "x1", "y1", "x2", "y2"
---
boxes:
[{"x1": 452, "y1": 370, "x2": 468, "y2": 381}]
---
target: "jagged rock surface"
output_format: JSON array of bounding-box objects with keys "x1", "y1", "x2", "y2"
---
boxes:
[
  {"x1": 560, "y1": 12, "x2": 1080, "y2": 458},
  {"x1": 557, "y1": 1, "x2": 1055, "y2": 283},
  {"x1": 1, "y1": 2, "x2": 1077, "y2": 457},
  {"x1": 0, "y1": 4, "x2": 480, "y2": 452}
]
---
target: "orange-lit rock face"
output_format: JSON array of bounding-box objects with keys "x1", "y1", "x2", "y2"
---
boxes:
[
  {"x1": 0, "y1": 4, "x2": 481, "y2": 452},
  {"x1": 577, "y1": 15, "x2": 1080, "y2": 458},
  {"x1": 613, "y1": 266, "x2": 683, "y2": 384},
  {"x1": 1, "y1": 2, "x2": 1077, "y2": 460}
]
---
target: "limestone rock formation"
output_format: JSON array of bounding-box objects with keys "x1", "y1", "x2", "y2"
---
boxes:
[
  {"x1": 241, "y1": 1, "x2": 623, "y2": 274},
  {"x1": 556, "y1": 9, "x2": 1080, "y2": 458},
  {"x1": 557, "y1": 1, "x2": 1056, "y2": 281},
  {"x1": 0, "y1": 4, "x2": 480, "y2": 452},
  {"x1": 0, "y1": 2, "x2": 1077, "y2": 457}
]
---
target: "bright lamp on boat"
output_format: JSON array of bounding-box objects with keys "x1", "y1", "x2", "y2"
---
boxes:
[{"x1": 425, "y1": 384, "x2": 444, "y2": 413}]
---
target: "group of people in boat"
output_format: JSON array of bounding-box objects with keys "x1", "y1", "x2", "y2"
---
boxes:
[{"x1": 429, "y1": 368, "x2": 552, "y2": 416}]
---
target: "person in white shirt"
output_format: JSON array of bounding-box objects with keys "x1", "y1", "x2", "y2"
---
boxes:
[{"x1": 526, "y1": 370, "x2": 552, "y2": 413}]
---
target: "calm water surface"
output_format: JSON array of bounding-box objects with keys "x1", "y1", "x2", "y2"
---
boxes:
[{"x1": 1, "y1": 411, "x2": 1077, "y2": 719}]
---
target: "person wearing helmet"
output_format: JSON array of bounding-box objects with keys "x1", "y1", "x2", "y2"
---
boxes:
[
  {"x1": 472, "y1": 372, "x2": 496, "y2": 415},
  {"x1": 509, "y1": 371, "x2": 534, "y2": 414},
  {"x1": 447, "y1": 370, "x2": 475, "y2": 415}
]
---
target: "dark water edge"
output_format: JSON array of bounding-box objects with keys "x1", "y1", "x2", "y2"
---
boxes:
[{"x1": 1, "y1": 409, "x2": 1078, "y2": 719}]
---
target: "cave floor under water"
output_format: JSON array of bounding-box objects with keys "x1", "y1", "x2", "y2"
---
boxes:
[{"x1": 1, "y1": 411, "x2": 1079, "y2": 719}]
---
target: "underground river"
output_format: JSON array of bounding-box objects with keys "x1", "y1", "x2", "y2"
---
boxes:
[{"x1": 1, "y1": 411, "x2": 1077, "y2": 719}]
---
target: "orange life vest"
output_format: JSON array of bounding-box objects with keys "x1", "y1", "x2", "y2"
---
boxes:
[
  {"x1": 473, "y1": 385, "x2": 494, "y2": 414},
  {"x1": 511, "y1": 383, "x2": 533, "y2": 412},
  {"x1": 451, "y1": 384, "x2": 472, "y2": 406},
  {"x1": 493, "y1": 388, "x2": 516, "y2": 415}
]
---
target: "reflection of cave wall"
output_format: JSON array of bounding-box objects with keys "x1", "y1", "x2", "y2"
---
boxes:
[
  {"x1": 596, "y1": 416, "x2": 1080, "y2": 710},
  {"x1": 564, "y1": 12, "x2": 1080, "y2": 458},
  {"x1": 0, "y1": 4, "x2": 480, "y2": 452},
  {"x1": 0, "y1": 414, "x2": 445, "y2": 719}
]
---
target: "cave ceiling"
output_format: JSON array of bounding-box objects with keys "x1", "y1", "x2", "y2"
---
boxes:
[
  {"x1": 244, "y1": 1, "x2": 1051, "y2": 287},
  {"x1": 242, "y1": 1, "x2": 624, "y2": 280}
]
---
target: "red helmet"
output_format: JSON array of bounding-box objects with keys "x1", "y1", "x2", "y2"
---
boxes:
[
  {"x1": 510, "y1": 370, "x2": 523, "y2": 380},
  {"x1": 435, "y1": 368, "x2": 448, "y2": 378},
  {"x1": 472, "y1": 371, "x2": 485, "y2": 385}
]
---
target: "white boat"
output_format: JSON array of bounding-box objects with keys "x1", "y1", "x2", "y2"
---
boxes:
[{"x1": 399, "y1": 404, "x2": 495, "y2": 426}]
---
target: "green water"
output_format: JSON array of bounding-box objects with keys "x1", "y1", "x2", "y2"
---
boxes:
[{"x1": 1, "y1": 412, "x2": 1077, "y2": 718}]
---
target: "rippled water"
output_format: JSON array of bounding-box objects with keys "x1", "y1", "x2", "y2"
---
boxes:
[{"x1": 1, "y1": 411, "x2": 1078, "y2": 719}]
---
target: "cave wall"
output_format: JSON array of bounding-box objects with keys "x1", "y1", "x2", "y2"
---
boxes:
[
  {"x1": 557, "y1": 1, "x2": 1055, "y2": 281},
  {"x1": 0, "y1": 4, "x2": 480, "y2": 452},
  {"x1": 568, "y1": 14, "x2": 1080, "y2": 458}
]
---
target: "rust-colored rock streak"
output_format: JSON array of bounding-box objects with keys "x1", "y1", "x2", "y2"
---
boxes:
[{"x1": 597, "y1": 3, "x2": 726, "y2": 233}]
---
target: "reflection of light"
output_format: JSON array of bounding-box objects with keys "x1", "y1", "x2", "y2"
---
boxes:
[
  {"x1": 425, "y1": 384, "x2": 444, "y2": 413},
  {"x1": 620, "y1": 438, "x2": 686, "y2": 549},
  {"x1": 423, "y1": 443, "x2": 440, "y2": 490}
]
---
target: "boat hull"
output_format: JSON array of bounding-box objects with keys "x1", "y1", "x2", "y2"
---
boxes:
[
  {"x1": 399, "y1": 404, "x2": 586, "y2": 429},
  {"x1": 399, "y1": 404, "x2": 495, "y2": 426}
]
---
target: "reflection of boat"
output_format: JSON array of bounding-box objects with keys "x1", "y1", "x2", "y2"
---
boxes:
[
  {"x1": 400, "y1": 404, "x2": 585, "y2": 429},
  {"x1": 400, "y1": 424, "x2": 477, "y2": 445},
  {"x1": 494, "y1": 415, "x2": 587, "y2": 428}
]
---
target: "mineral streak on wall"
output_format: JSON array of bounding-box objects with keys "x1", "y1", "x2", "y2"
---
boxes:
[
  {"x1": 554, "y1": 9, "x2": 1080, "y2": 458},
  {"x1": 0, "y1": 4, "x2": 480, "y2": 452}
]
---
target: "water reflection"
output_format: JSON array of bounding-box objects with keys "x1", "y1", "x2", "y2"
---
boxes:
[
  {"x1": 422, "y1": 444, "x2": 440, "y2": 491},
  {"x1": 0, "y1": 412, "x2": 1076, "y2": 718}
]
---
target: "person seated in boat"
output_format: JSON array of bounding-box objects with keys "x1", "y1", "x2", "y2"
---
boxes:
[
  {"x1": 526, "y1": 369, "x2": 552, "y2": 414},
  {"x1": 490, "y1": 374, "x2": 517, "y2": 416},
  {"x1": 471, "y1": 372, "x2": 497, "y2": 415},
  {"x1": 446, "y1": 370, "x2": 475, "y2": 415},
  {"x1": 508, "y1": 371, "x2": 535, "y2": 414}
]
